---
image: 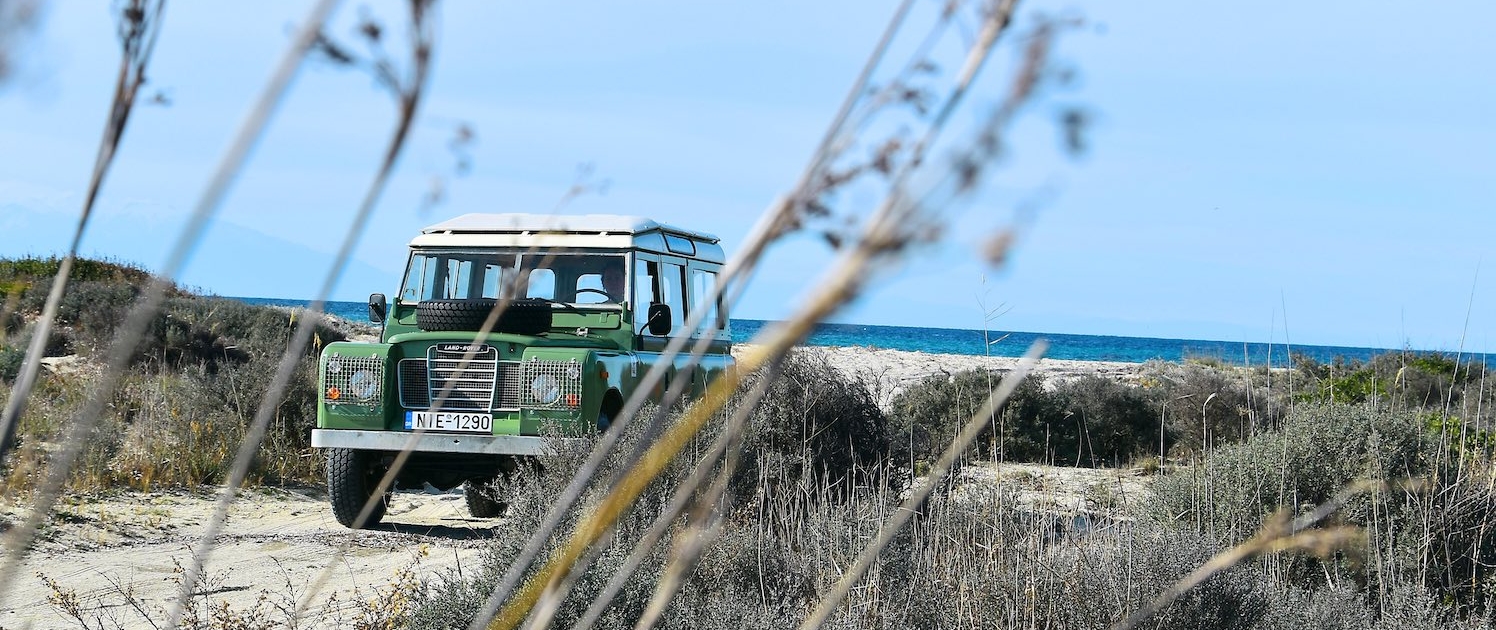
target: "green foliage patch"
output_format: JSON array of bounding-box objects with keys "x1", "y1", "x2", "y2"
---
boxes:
[{"x1": 0, "y1": 256, "x2": 348, "y2": 491}]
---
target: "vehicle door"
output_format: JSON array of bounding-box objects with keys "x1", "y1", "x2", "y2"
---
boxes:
[{"x1": 633, "y1": 253, "x2": 688, "y2": 403}]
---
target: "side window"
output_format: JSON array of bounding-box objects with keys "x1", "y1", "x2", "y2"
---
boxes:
[
  {"x1": 690, "y1": 268, "x2": 721, "y2": 333},
  {"x1": 660, "y1": 262, "x2": 686, "y2": 333},
  {"x1": 634, "y1": 258, "x2": 659, "y2": 332}
]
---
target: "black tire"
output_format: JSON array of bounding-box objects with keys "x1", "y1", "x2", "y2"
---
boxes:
[
  {"x1": 463, "y1": 479, "x2": 509, "y2": 518},
  {"x1": 327, "y1": 448, "x2": 387, "y2": 528},
  {"x1": 415, "y1": 298, "x2": 552, "y2": 334}
]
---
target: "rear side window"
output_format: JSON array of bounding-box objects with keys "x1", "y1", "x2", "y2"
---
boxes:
[
  {"x1": 660, "y1": 262, "x2": 686, "y2": 333},
  {"x1": 690, "y1": 268, "x2": 722, "y2": 332},
  {"x1": 634, "y1": 258, "x2": 687, "y2": 336}
]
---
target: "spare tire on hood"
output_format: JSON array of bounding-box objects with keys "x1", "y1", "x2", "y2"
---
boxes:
[{"x1": 415, "y1": 298, "x2": 552, "y2": 335}]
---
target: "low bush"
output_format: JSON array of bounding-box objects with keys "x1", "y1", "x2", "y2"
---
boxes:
[
  {"x1": 0, "y1": 256, "x2": 156, "y2": 287},
  {"x1": 889, "y1": 369, "x2": 1068, "y2": 468},
  {"x1": 891, "y1": 370, "x2": 1168, "y2": 469},
  {"x1": 1051, "y1": 375, "x2": 1162, "y2": 467},
  {"x1": 1149, "y1": 403, "x2": 1429, "y2": 543},
  {"x1": 734, "y1": 350, "x2": 893, "y2": 502},
  {"x1": 1142, "y1": 360, "x2": 1285, "y2": 455},
  {"x1": 1149, "y1": 401, "x2": 1496, "y2": 617},
  {"x1": 0, "y1": 256, "x2": 346, "y2": 491},
  {"x1": 1294, "y1": 351, "x2": 1490, "y2": 414},
  {"x1": 0, "y1": 339, "x2": 24, "y2": 382}
]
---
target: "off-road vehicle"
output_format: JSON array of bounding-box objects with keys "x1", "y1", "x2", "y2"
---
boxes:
[{"x1": 311, "y1": 213, "x2": 732, "y2": 528}]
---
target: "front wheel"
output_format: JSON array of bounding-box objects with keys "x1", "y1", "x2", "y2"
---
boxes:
[{"x1": 327, "y1": 448, "x2": 388, "y2": 528}]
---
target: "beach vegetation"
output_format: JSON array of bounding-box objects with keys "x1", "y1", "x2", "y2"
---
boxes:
[
  {"x1": 12, "y1": 256, "x2": 1496, "y2": 628},
  {"x1": 397, "y1": 395, "x2": 1496, "y2": 629},
  {"x1": 1293, "y1": 350, "x2": 1489, "y2": 413},
  {"x1": 890, "y1": 369, "x2": 1164, "y2": 468},
  {"x1": 0, "y1": 256, "x2": 351, "y2": 493},
  {"x1": 7, "y1": 0, "x2": 1494, "y2": 626},
  {"x1": 737, "y1": 350, "x2": 894, "y2": 502},
  {"x1": 887, "y1": 368, "x2": 1010, "y2": 469}
]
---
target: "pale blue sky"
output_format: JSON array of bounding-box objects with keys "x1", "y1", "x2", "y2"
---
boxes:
[{"x1": 2, "y1": 2, "x2": 1494, "y2": 353}]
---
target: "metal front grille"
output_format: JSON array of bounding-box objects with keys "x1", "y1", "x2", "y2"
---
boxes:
[
  {"x1": 495, "y1": 358, "x2": 583, "y2": 409},
  {"x1": 495, "y1": 362, "x2": 522, "y2": 409},
  {"x1": 398, "y1": 359, "x2": 429, "y2": 408},
  {"x1": 427, "y1": 344, "x2": 498, "y2": 411},
  {"x1": 323, "y1": 354, "x2": 384, "y2": 406}
]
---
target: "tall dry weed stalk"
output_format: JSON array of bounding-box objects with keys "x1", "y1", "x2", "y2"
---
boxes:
[
  {"x1": 0, "y1": 0, "x2": 164, "y2": 464},
  {"x1": 474, "y1": 2, "x2": 1080, "y2": 628},
  {"x1": 0, "y1": 0, "x2": 339, "y2": 611},
  {"x1": 0, "y1": 0, "x2": 1089, "y2": 627},
  {"x1": 0, "y1": 0, "x2": 42, "y2": 85},
  {"x1": 167, "y1": 1, "x2": 436, "y2": 625}
]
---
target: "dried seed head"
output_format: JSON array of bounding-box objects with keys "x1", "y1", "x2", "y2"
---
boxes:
[
  {"x1": 358, "y1": 19, "x2": 382, "y2": 43},
  {"x1": 983, "y1": 230, "x2": 1014, "y2": 267}
]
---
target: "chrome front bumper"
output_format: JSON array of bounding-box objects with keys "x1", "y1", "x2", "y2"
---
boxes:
[{"x1": 311, "y1": 428, "x2": 584, "y2": 456}]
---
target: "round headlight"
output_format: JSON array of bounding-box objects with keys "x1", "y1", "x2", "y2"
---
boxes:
[
  {"x1": 348, "y1": 369, "x2": 378, "y2": 400},
  {"x1": 530, "y1": 374, "x2": 561, "y2": 405}
]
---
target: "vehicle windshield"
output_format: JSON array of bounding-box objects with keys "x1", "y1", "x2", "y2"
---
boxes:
[{"x1": 399, "y1": 250, "x2": 627, "y2": 306}]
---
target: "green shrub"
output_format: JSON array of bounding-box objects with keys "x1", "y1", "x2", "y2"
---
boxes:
[
  {"x1": 1143, "y1": 361, "x2": 1284, "y2": 455},
  {"x1": 735, "y1": 350, "x2": 893, "y2": 501},
  {"x1": 1051, "y1": 375, "x2": 1162, "y2": 466},
  {"x1": 890, "y1": 369, "x2": 1069, "y2": 468},
  {"x1": 0, "y1": 341, "x2": 24, "y2": 383},
  {"x1": 891, "y1": 370, "x2": 1166, "y2": 469},
  {"x1": 1294, "y1": 351, "x2": 1490, "y2": 413},
  {"x1": 0, "y1": 256, "x2": 346, "y2": 490},
  {"x1": 0, "y1": 255, "x2": 156, "y2": 286},
  {"x1": 1149, "y1": 403, "x2": 1429, "y2": 541},
  {"x1": 890, "y1": 368, "x2": 995, "y2": 468},
  {"x1": 2, "y1": 256, "x2": 343, "y2": 372}
]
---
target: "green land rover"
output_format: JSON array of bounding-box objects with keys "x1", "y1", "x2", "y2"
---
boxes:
[{"x1": 311, "y1": 213, "x2": 733, "y2": 528}]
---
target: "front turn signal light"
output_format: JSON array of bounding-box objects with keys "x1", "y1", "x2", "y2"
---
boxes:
[
  {"x1": 565, "y1": 393, "x2": 579, "y2": 408},
  {"x1": 327, "y1": 387, "x2": 341, "y2": 401}
]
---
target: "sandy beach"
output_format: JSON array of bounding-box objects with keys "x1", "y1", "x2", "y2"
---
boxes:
[{"x1": 747, "y1": 345, "x2": 1145, "y2": 409}]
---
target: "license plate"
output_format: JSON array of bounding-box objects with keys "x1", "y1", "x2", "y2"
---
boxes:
[{"x1": 404, "y1": 411, "x2": 493, "y2": 433}]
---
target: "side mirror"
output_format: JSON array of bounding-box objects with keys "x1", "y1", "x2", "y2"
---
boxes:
[
  {"x1": 646, "y1": 303, "x2": 672, "y2": 336},
  {"x1": 368, "y1": 293, "x2": 388, "y2": 324}
]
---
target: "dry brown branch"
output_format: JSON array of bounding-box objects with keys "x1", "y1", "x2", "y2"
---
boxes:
[
  {"x1": 470, "y1": 1, "x2": 1065, "y2": 626},
  {"x1": 167, "y1": 1, "x2": 437, "y2": 626},
  {"x1": 0, "y1": 0, "x2": 164, "y2": 468},
  {"x1": 463, "y1": 4, "x2": 920, "y2": 626},
  {"x1": 0, "y1": 0, "x2": 339, "y2": 609}
]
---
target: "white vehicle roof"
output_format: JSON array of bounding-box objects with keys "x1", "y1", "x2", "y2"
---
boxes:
[{"x1": 410, "y1": 213, "x2": 726, "y2": 263}]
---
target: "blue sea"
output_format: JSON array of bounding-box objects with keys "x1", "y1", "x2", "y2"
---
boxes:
[{"x1": 235, "y1": 297, "x2": 1437, "y2": 368}]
